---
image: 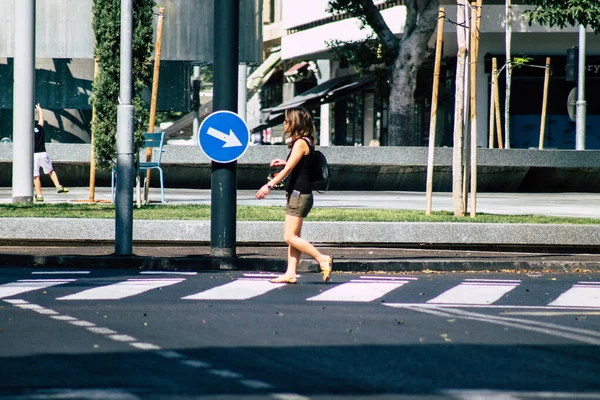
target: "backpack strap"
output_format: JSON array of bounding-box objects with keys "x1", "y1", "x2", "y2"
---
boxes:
[{"x1": 301, "y1": 137, "x2": 314, "y2": 154}]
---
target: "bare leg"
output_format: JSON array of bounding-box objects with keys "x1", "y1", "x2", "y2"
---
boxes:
[
  {"x1": 33, "y1": 176, "x2": 42, "y2": 196},
  {"x1": 283, "y1": 214, "x2": 329, "y2": 264},
  {"x1": 48, "y1": 170, "x2": 62, "y2": 188}
]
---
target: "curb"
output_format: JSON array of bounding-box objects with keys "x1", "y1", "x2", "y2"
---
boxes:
[{"x1": 3, "y1": 253, "x2": 600, "y2": 273}]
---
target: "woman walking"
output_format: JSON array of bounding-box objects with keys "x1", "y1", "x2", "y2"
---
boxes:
[{"x1": 255, "y1": 107, "x2": 333, "y2": 284}]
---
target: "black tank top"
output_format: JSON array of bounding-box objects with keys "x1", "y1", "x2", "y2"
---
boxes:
[{"x1": 286, "y1": 138, "x2": 313, "y2": 194}]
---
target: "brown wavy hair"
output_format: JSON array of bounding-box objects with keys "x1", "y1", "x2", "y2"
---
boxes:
[{"x1": 284, "y1": 107, "x2": 315, "y2": 148}]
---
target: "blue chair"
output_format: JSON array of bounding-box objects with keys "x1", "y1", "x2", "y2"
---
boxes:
[
  {"x1": 111, "y1": 132, "x2": 166, "y2": 204},
  {"x1": 138, "y1": 132, "x2": 166, "y2": 204}
]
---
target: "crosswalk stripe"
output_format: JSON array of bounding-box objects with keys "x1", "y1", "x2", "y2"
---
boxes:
[
  {"x1": 427, "y1": 279, "x2": 520, "y2": 305},
  {"x1": 182, "y1": 279, "x2": 285, "y2": 300},
  {"x1": 549, "y1": 284, "x2": 600, "y2": 308},
  {"x1": 307, "y1": 281, "x2": 408, "y2": 302},
  {"x1": 0, "y1": 279, "x2": 75, "y2": 299},
  {"x1": 57, "y1": 278, "x2": 184, "y2": 300}
]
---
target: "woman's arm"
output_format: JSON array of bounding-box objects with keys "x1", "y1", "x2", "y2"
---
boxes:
[
  {"x1": 36, "y1": 104, "x2": 44, "y2": 127},
  {"x1": 255, "y1": 139, "x2": 310, "y2": 199}
]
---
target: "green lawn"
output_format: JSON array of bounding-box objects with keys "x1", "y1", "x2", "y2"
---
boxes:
[{"x1": 0, "y1": 203, "x2": 598, "y2": 224}]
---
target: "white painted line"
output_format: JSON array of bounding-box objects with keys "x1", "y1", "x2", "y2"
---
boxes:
[
  {"x1": 307, "y1": 281, "x2": 406, "y2": 302},
  {"x1": 32, "y1": 271, "x2": 91, "y2": 275},
  {"x1": 0, "y1": 279, "x2": 75, "y2": 299},
  {"x1": 549, "y1": 284, "x2": 600, "y2": 308},
  {"x1": 579, "y1": 281, "x2": 600, "y2": 285},
  {"x1": 427, "y1": 280, "x2": 519, "y2": 305},
  {"x1": 209, "y1": 369, "x2": 243, "y2": 379},
  {"x1": 157, "y1": 350, "x2": 186, "y2": 359},
  {"x1": 183, "y1": 280, "x2": 285, "y2": 300},
  {"x1": 360, "y1": 276, "x2": 418, "y2": 280},
  {"x1": 464, "y1": 279, "x2": 521, "y2": 283},
  {"x1": 108, "y1": 334, "x2": 137, "y2": 342},
  {"x1": 32, "y1": 308, "x2": 59, "y2": 315},
  {"x1": 243, "y1": 273, "x2": 282, "y2": 278},
  {"x1": 57, "y1": 278, "x2": 184, "y2": 300},
  {"x1": 87, "y1": 327, "x2": 117, "y2": 335},
  {"x1": 181, "y1": 360, "x2": 211, "y2": 368},
  {"x1": 130, "y1": 342, "x2": 161, "y2": 350},
  {"x1": 501, "y1": 311, "x2": 600, "y2": 316},
  {"x1": 350, "y1": 279, "x2": 412, "y2": 284},
  {"x1": 239, "y1": 379, "x2": 273, "y2": 389},
  {"x1": 385, "y1": 303, "x2": 600, "y2": 311},
  {"x1": 50, "y1": 315, "x2": 78, "y2": 321},
  {"x1": 15, "y1": 304, "x2": 43, "y2": 310},
  {"x1": 69, "y1": 320, "x2": 96, "y2": 327},
  {"x1": 272, "y1": 394, "x2": 310, "y2": 400},
  {"x1": 139, "y1": 271, "x2": 197, "y2": 276},
  {"x1": 3, "y1": 299, "x2": 28, "y2": 304}
]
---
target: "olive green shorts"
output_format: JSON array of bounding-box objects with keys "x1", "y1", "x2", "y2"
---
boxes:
[{"x1": 285, "y1": 192, "x2": 314, "y2": 218}]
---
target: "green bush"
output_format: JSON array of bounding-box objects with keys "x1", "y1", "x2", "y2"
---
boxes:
[{"x1": 90, "y1": 0, "x2": 155, "y2": 170}]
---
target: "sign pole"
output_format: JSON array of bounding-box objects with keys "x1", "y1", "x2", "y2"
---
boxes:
[{"x1": 211, "y1": 0, "x2": 239, "y2": 258}]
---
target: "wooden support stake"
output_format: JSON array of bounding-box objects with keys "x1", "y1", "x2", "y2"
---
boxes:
[
  {"x1": 89, "y1": 59, "x2": 98, "y2": 201},
  {"x1": 469, "y1": 0, "x2": 482, "y2": 218},
  {"x1": 144, "y1": 7, "x2": 165, "y2": 203},
  {"x1": 488, "y1": 62, "x2": 496, "y2": 148},
  {"x1": 493, "y1": 58, "x2": 503, "y2": 148},
  {"x1": 425, "y1": 8, "x2": 445, "y2": 216},
  {"x1": 539, "y1": 57, "x2": 551, "y2": 149}
]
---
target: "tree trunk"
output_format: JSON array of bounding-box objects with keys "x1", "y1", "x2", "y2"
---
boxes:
[
  {"x1": 505, "y1": 0, "x2": 512, "y2": 148},
  {"x1": 452, "y1": 0, "x2": 468, "y2": 216},
  {"x1": 386, "y1": 0, "x2": 439, "y2": 146}
]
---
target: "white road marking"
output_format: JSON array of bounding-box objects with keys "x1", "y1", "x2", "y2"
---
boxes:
[
  {"x1": 183, "y1": 279, "x2": 285, "y2": 300},
  {"x1": 307, "y1": 281, "x2": 409, "y2": 302},
  {"x1": 50, "y1": 315, "x2": 78, "y2": 321},
  {"x1": 209, "y1": 369, "x2": 243, "y2": 379},
  {"x1": 180, "y1": 360, "x2": 211, "y2": 368},
  {"x1": 0, "y1": 279, "x2": 75, "y2": 298},
  {"x1": 139, "y1": 271, "x2": 197, "y2": 276},
  {"x1": 391, "y1": 304, "x2": 600, "y2": 345},
  {"x1": 130, "y1": 342, "x2": 161, "y2": 350},
  {"x1": 57, "y1": 278, "x2": 184, "y2": 300},
  {"x1": 549, "y1": 283, "x2": 600, "y2": 308},
  {"x1": 87, "y1": 327, "x2": 117, "y2": 335},
  {"x1": 157, "y1": 350, "x2": 186, "y2": 359},
  {"x1": 108, "y1": 334, "x2": 137, "y2": 342},
  {"x1": 240, "y1": 379, "x2": 273, "y2": 389},
  {"x1": 272, "y1": 394, "x2": 310, "y2": 400},
  {"x1": 427, "y1": 279, "x2": 520, "y2": 305},
  {"x1": 68, "y1": 320, "x2": 96, "y2": 327},
  {"x1": 31, "y1": 271, "x2": 90, "y2": 275}
]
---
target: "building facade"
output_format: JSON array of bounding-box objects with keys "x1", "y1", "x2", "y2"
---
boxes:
[
  {"x1": 253, "y1": 0, "x2": 600, "y2": 149},
  {"x1": 0, "y1": 0, "x2": 262, "y2": 143}
]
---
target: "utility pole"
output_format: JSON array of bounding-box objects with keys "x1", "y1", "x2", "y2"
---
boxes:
[
  {"x1": 12, "y1": 0, "x2": 35, "y2": 204},
  {"x1": 115, "y1": 0, "x2": 135, "y2": 255},
  {"x1": 576, "y1": 25, "x2": 587, "y2": 150},
  {"x1": 211, "y1": 0, "x2": 239, "y2": 258}
]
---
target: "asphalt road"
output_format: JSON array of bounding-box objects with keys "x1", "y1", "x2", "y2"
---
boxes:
[{"x1": 2, "y1": 268, "x2": 600, "y2": 399}]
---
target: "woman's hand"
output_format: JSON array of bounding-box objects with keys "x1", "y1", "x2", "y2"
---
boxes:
[
  {"x1": 255, "y1": 184, "x2": 271, "y2": 200},
  {"x1": 270, "y1": 159, "x2": 286, "y2": 167}
]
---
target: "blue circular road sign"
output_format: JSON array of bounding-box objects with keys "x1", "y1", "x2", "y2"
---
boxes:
[{"x1": 198, "y1": 110, "x2": 250, "y2": 163}]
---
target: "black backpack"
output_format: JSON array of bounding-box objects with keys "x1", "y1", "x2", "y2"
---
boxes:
[{"x1": 302, "y1": 137, "x2": 330, "y2": 193}]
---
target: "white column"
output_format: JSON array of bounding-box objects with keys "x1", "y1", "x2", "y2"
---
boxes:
[{"x1": 317, "y1": 59, "x2": 331, "y2": 146}]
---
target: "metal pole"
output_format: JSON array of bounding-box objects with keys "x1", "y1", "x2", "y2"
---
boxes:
[
  {"x1": 211, "y1": 0, "x2": 239, "y2": 258},
  {"x1": 238, "y1": 63, "x2": 247, "y2": 121},
  {"x1": 12, "y1": 0, "x2": 35, "y2": 204},
  {"x1": 576, "y1": 24, "x2": 587, "y2": 151},
  {"x1": 115, "y1": 0, "x2": 135, "y2": 255}
]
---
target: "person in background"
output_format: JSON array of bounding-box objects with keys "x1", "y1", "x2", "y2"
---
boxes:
[
  {"x1": 33, "y1": 104, "x2": 69, "y2": 202},
  {"x1": 255, "y1": 107, "x2": 333, "y2": 284}
]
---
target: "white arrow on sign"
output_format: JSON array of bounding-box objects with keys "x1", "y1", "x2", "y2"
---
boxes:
[{"x1": 207, "y1": 127, "x2": 243, "y2": 148}]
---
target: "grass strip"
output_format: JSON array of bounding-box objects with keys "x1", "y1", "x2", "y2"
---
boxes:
[{"x1": 0, "y1": 203, "x2": 598, "y2": 224}]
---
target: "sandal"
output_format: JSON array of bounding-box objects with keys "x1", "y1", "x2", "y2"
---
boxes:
[
  {"x1": 319, "y1": 256, "x2": 333, "y2": 282},
  {"x1": 270, "y1": 275, "x2": 297, "y2": 284}
]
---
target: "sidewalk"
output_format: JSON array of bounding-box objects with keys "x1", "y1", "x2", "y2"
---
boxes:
[{"x1": 0, "y1": 187, "x2": 599, "y2": 272}]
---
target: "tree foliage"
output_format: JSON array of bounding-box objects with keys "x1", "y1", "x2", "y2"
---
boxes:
[
  {"x1": 90, "y1": 0, "x2": 155, "y2": 170},
  {"x1": 524, "y1": 0, "x2": 600, "y2": 33},
  {"x1": 327, "y1": 0, "x2": 439, "y2": 146}
]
